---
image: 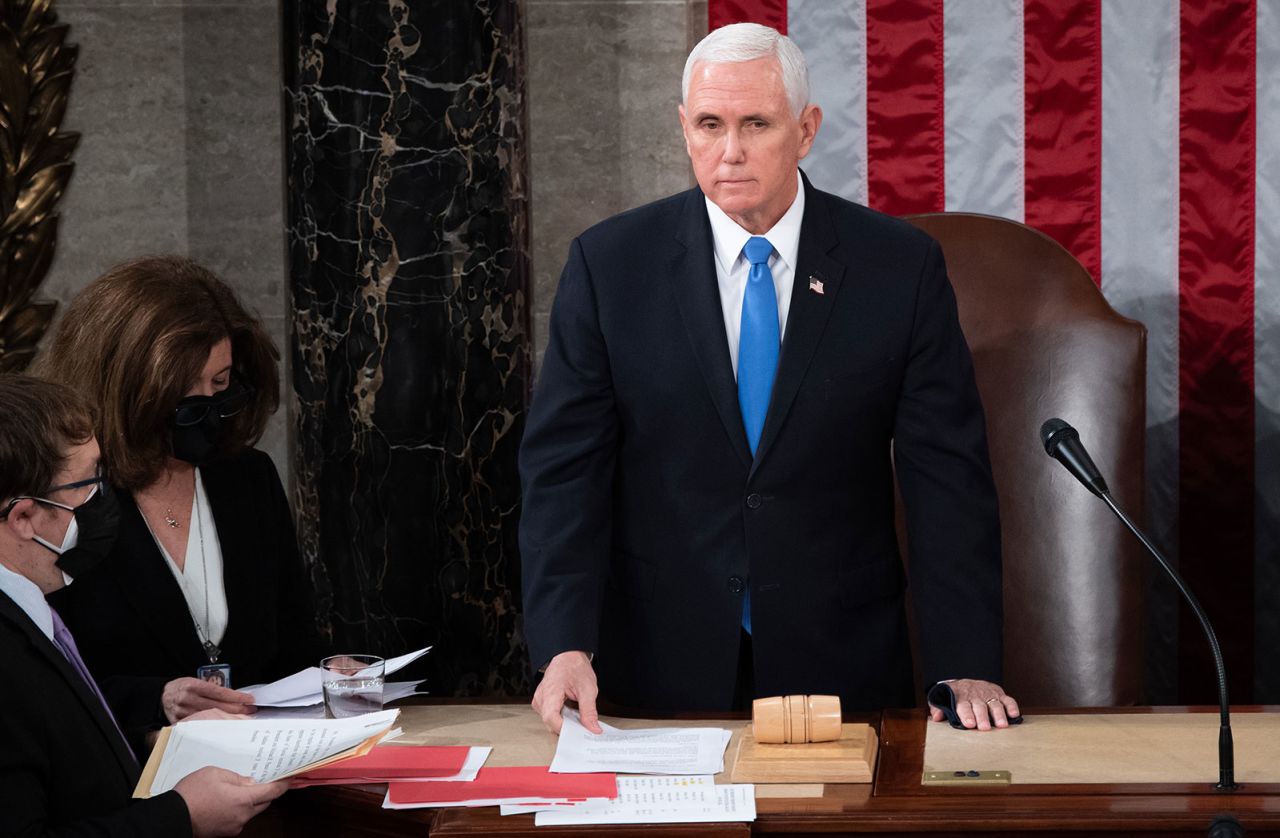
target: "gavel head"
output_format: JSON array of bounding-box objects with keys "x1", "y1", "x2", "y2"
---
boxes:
[{"x1": 752, "y1": 695, "x2": 842, "y2": 743}]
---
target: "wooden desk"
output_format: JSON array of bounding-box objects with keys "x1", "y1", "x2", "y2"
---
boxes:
[{"x1": 246, "y1": 705, "x2": 1280, "y2": 837}]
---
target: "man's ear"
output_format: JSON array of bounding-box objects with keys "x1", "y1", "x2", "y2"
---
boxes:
[
  {"x1": 2, "y1": 499, "x2": 38, "y2": 540},
  {"x1": 796, "y1": 104, "x2": 824, "y2": 160}
]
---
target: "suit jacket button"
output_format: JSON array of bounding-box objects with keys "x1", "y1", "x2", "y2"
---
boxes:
[
  {"x1": 728, "y1": 576, "x2": 745, "y2": 594},
  {"x1": 746, "y1": 493, "x2": 762, "y2": 509}
]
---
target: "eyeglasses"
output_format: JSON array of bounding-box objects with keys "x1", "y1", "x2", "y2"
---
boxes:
[
  {"x1": 174, "y1": 379, "x2": 255, "y2": 428},
  {"x1": 0, "y1": 474, "x2": 104, "y2": 520}
]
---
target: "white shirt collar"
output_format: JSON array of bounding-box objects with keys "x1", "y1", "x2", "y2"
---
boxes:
[
  {"x1": 705, "y1": 170, "x2": 805, "y2": 273},
  {"x1": 0, "y1": 560, "x2": 54, "y2": 641}
]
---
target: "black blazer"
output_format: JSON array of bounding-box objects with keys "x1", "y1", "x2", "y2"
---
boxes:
[
  {"x1": 0, "y1": 591, "x2": 191, "y2": 837},
  {"x1": 51, "y1": 448, "x2": 325, "y2": 727},
  {"x1": 520, "y1": 173, "x2": 1003, "y2": 711}
]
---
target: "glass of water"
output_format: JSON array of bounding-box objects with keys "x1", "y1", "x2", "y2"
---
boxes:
[{"x1": 320, "y1": 654, "x2": 385, "y2": 718}]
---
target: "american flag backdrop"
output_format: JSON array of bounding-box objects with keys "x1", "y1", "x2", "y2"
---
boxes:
[{"x1": 707, "y1": 0, "x2": 1279, "y2": 704}]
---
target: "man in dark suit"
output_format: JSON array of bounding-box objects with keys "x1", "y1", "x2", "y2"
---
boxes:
[
  {"x1": 0, "y1": 374, "x2": 285, "y2": 837},
  {"x1": 521, "y1": 23, "x2": 1019, "y2": 732}
]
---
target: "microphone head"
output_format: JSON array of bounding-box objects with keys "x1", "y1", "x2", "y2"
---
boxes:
[{"x1": 1040, "y1": 417, "x2": 1078, "y2": 456}]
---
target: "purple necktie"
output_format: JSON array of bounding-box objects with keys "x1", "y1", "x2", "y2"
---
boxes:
[{"x1": 49, "y1": 606, "x2": 136, "y2": 763}]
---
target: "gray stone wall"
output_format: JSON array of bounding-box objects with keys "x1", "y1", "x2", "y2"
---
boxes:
[
  {"x1": 42, "y1": 0, "x2": 289, "y2": 478},
  {"x1": 526, "y1": 0, "x2": 702, "y2": 366}
]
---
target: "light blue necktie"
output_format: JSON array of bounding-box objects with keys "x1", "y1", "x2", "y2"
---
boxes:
[{"x1": 738, "y1": 235, "x2": 780, "y2": 634}]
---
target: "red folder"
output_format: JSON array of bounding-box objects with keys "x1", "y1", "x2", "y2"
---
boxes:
[
  {"x1": 294, "y1": 745, "x2": 470, "y2": 782},
  {"x1": 386, "y1": 766, "x2": 617, "y2": 805}
]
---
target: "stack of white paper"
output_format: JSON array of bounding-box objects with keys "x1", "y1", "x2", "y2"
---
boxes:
[
  {"x1": 254, "y1": 681, "x2": 428, "y2": 719},
  {"x1": 244, "y1": 647, "x2": 432, "y2": 708},
  {"x1": 550, "y1": 710, "x2": 733, "y2": 775},
  {"x1": 140, "y1": 709, "x2": 400, "y2": 796},
  {"x1": 503, "y1": 775, "x2": 756, "y2": 825}
]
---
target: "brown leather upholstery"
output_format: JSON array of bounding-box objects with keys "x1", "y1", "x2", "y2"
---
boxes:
[{"x1": 904, "y1": 212, "x2": 1147, "y2": 707}]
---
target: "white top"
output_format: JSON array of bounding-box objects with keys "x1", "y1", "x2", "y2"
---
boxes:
[
  {"x1": 145, "y1": 468, "x2": 228, "y2": 647},
  {"x1": 0, "y1": 560, "x2": 54, "y2": 642},
  {"x1": 704, "y1": 169, "x2": 806, "y2": 377}
]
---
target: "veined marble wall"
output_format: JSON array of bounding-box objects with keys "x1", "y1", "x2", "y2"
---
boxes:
[
  {"x1": 42, "y1": 0, "x2": 289, "y2": 477},
  {"x1": 284, "y1": 0, "x2": 532, "y2": 695}
]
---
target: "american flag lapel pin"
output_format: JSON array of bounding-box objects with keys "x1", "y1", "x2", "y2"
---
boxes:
[{"x1": 809, "y1": 275, "x2": 825, "y2": 295}]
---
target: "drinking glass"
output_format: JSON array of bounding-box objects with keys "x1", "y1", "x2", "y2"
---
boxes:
[{"x1": 320, "y1": 654, "x2": 384, "y2": 718}]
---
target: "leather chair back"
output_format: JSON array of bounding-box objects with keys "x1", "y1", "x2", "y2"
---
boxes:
[{"x1": 904, "y1": 212, "x2": 1146, "y2": 706}]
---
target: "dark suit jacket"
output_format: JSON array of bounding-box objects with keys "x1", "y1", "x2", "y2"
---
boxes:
[
  {"x1": 0, "y1": 591, "x2": 191, "y2": 837},
  {"x1": 520, "y1": 173, "x2": 1003, "y2": 711},
  {"x1": 50, "y1": 448, "x2": 325, "y2": 735}
]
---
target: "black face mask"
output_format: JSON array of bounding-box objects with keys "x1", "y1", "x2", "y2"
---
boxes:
[
  {"x1": 11, "y1": 476, "x2": 121, "y2": 581},
  {"x1": 171, "y1": 380, "x2": 253, "y2": 465},
  {"x1": 54, "y1": 483, "x2": 121, "y2": 579}
]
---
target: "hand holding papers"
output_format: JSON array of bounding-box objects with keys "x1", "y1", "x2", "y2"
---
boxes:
[
  {"x1": 550, "y1": 708, "x2": 733, "y2": 775},
  {"x1": 135, "y1": 709, "x2": 400, "y2": 797},
  {"x1": 244, "y1": 647, "x2": 431, "y2": 708}
]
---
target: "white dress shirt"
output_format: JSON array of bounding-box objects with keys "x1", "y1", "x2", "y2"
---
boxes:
[
  {"x1": 144, "y1": 468, "x2": 228, "y2": 647},
  {"x1": 0, "y1": 560, "x2": 55, "y2": 641},
  {"x1": 705, "y1": 170, "x2": 806, "y2": 377}
]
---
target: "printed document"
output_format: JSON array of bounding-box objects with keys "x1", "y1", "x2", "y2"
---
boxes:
[
  {"x1": 527, "y1": 775, "x2": 756, "y2": 825},
  {"x1": 550, "y1": 709, "x2": 732, "y2": 775},
  {"x1": 501, "y1": 774, "x2": 715, "y2": 814},
  {"x1": 135, "y1": 709, "x2": 399, "y2": 797}
]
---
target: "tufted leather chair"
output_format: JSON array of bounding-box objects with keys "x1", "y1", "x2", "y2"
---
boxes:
[{"x1": 904, "y1": 212, "x2": 1147, "y2": 707}]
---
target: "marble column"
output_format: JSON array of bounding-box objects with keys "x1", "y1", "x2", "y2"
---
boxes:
[{"x1": 284, "y1": 0, "x2": 532, "y2": 696}]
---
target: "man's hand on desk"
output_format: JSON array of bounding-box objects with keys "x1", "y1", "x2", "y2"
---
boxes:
[
  {"x1": 163, "y1": 677, "x2": 257, "y2": 723},
  {"x1": 532, "y1": 650, "x2": 602, "y2": 735},
  {"x1": 929, "y1": 678, "x2": 1021, "y2": 731}
]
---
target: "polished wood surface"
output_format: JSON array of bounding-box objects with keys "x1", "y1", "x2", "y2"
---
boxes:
[{"x1": 244, "y1": 704, "x2": 1280, "y2": 837}]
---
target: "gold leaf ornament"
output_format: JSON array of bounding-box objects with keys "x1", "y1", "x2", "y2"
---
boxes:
[{"x1": 0, "y1": 0, "x2": 77, "y2": 371}]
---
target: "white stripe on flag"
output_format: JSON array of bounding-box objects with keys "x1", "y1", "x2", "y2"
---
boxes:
[
  {"x1": 790, "y1": 0, "x2": 868, "y2": 205},
  {"x1": 1254, "y1": 0, "x2": 1280, "y2": 700},
  {"x1": 1100, "y1": 0, "x2": 1181, "y2": 700},
  {"x1": 942, "y1": 0, "x2": 1024, "y2": 219}
]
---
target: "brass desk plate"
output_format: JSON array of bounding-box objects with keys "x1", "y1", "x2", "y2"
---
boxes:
[
  {"x1": 922, "y1": 769, "x2": 1012, "y2": 786},
  {"x1": 729, "y1": 722, "x2": 878, "y2": 783}
]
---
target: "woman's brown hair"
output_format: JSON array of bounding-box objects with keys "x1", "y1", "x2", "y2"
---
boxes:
[{"x1": 40, "y1": 256, "x2": 280, "y2": 490}]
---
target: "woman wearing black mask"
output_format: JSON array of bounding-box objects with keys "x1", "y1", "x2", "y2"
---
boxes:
[{"x1": 41, "y1": 256, "x2": 326, "y2": 714}]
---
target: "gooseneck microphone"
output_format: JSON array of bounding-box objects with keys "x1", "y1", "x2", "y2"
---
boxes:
[{"x1": 1040, "y1": 418, "x2": 1239, "y2": 792}]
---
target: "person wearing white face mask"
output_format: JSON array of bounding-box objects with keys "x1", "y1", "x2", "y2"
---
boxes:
[
  {"x1": 23, "y1": 477, "x2": 119, "y2": 587},
  {"x1": 0, "y1": 374, "x2": 288, "y2": 837}
]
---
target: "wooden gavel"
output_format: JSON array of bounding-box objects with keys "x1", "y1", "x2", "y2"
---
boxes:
[{"x1": 752, "y1": 695, "x2": 842, "y2": 743}]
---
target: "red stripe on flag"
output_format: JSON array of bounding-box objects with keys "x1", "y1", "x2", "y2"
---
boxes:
[
  {"x1": 1178, "y1": 0, "x2": 1256, "y2": 703},
  {"x1": 1023, "y1": 0, "x2": 1102, "y2": 284},
  {"x1": 865, "y1": 0, "x2": 945, "y2": 215},
  {"x1": 708, "y1": 0, "x2": 787, "y2": 34}
]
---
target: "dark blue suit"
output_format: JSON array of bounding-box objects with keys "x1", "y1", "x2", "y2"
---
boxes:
[{"x1": 520, "y1": 172, "x2": 1002, "y2": 711}]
